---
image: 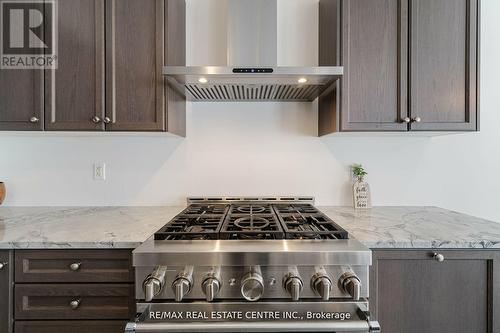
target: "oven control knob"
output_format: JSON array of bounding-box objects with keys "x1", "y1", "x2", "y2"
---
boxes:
[
  {"x1": 241, "y1": 267, "x2": 264, "y2": 302},
  {"x1": 284, "y1": 276, "x2": 303, "y2": 301},
  {"x1": 202, "y1": 277, "x2": 221, "y2": 302},
  {"x1": 172, "y1": 267, "x2": 194, "y2": 302},
  {"x1": 311, "y1": 274, "x2": 332, "y2": 301},
  {"x1": 339, "y1": 270, "x2": 361, "y2": 301},
  {"x1": 172, "y1": 277, "x2": 192, "y2": 302},
  {"x1": 142, "y1": 266, "x2": 167, "y2": 302}
]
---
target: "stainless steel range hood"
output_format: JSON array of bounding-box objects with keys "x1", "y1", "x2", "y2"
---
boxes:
[{"x1": 163, "y1": 0, "x2": 343, "y2": 102}]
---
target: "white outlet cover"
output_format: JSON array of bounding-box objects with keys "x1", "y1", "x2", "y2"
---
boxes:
[{"x1": 93, "y1": 162, "x2": 106, "y2": 181}]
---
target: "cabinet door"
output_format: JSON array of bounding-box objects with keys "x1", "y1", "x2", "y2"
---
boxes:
[
  {"x1": 15, "y1": 321, "x2": 127, "y2": 333},
  {"x1": 15, "y1": 284, "x2": 134, "y2": 320},
  {"x1": 105, "y1": 0, "x2": 165, "y2": 131},
  {"x1": 0, "y1": 251, "x2": 13, "y2": 333},
  {"x1": 15, "y1": 249, "x2": 133, "y2": 283},
  {"x1": 44, "y1": 0, "x2": 105, "y2": 131},
  {"x1": 0, "y1": 70, "x2": 43, "y2": 130},
  {"x1": 319, "y1": 0, "x2": 408, "y2": 133},
  {"x1": 409, "y1": 0, "x2": 478, "y2": 131},
  {"x1": 370, "y1": 250, "x2": 500, "y2": 333}
]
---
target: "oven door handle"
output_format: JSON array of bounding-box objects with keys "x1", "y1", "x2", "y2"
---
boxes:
[{"x1": 125, "y1": 319, "x2": 381, "y2": 332}]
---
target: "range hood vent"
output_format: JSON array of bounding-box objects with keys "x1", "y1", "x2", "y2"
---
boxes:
[
  {"x1": 163, "y1": 66, "x2": 342, "y2": 102},
  {"x1": 163, "y1": 0, "x2": 343, "y2": 102}
]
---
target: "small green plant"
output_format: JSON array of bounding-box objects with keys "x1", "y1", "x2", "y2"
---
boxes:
[{"x1": 352, "y1": 164, "x2": 368, "y2": 178}]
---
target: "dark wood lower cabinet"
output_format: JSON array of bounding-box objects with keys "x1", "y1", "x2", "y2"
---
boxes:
[
  {"x1": 15, "y1": 321, "x2": 127, "y2": 333},
  {"x1": 0, "y1": 251, "x2": 13, "y2": 333},
  {"x1": 370, "y1": 249, "x2": 500, "y2": 333},
  {"x1": 10, "y1": 249, "x2": 135, "y2": 333}
]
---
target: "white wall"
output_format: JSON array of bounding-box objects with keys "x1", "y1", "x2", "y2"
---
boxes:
[{"x1": 1, "y1": 0, "x2": 499, "y2": 223}]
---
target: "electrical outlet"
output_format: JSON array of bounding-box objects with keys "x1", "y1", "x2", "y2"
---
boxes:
[{"x1": 93, "y1": 162, "x2": 106, "y2": 181}]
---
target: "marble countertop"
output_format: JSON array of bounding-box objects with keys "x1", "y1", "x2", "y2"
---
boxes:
[
  {"x1": 0, "y1": 206, "x2": 183, "y2": 249},
  {"x1": 0, "y1": 206, "x2": 499, "y2": 249},
  {"x1": 319, "y1": 206, "x2": 500, "y2": 249}
]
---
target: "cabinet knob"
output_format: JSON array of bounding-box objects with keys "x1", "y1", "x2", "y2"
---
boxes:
[
  {"x1": 0, "y1": 262, "x2": 7, "y2": 270},
  {"x1": 103, "y1": 117, "x2": 111, "y2": 124},
  {"x1": 92, "y1": 116, "x2": 101, "y2": 124},
  {"x1": 433, "y1": 253, "x2": 445, "y2": 262},
  {"x1": 29, "y1": 116, "x2": 40, "y2": 123},
  {"x1": 412, "y1": 116, "x2": 422, "y2": 123},
  {"x1": 69, "y1": 262, "x2": 81, "y2": 271},
  {"x1": 69, "y1": 299, "x2": 81, "y2": 310},
  {"x1": 402, "y1": 117, "x2": 411, "y2": 123}
]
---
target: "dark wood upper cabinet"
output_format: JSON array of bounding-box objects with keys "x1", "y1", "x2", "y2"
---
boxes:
[
  {"x1": 0, "y1": 70, "x2": 43, "y2": 131},
  {"x1": 165, "y1": 0, "x2": 187, "y2": 136},
  {"x1": 105, "y1": 0, "x2": 165, "y2": 132},
  {"x1": 103, "y1": 0, "x2": 185, "y2": 134},
  {"x1": 409, "y1": 0, "x2": 479, "y2": 131},
  {"x1": 45, "y1": 0, "x2": 105, "y2": 131},
  {"x1": 370, "y1": 250, "x2": 499, "y2": 333},
  {"x1": 319, "y1": 0, "x2": 408, "y2": 133},
  {"x1": 319, "y1": 0, "x2": 479, "y2": 134},
  {"x1": 1, "y1": 0, "x2": 185, "y2": 134}
]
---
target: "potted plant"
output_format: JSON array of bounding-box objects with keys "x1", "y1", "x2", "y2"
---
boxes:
[{"x1": 352, "y1": 164, "x2": 371, "y2": 209}]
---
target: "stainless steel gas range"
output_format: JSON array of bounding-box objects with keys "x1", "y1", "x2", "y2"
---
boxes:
[{"x1": 125, "y1": 197, "x2": 380, "y2": 332}]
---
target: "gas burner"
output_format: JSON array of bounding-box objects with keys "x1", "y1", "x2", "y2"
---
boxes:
[
  {"x1": 220, "y1": 214, "x2": 284, "y2": 240},
  {"x1": 231, "y1": 204, "x2": 273, "y2": 215},
  {"x1": 236, "y1": 205, "x2": 266, "y2": 214},
  {"x1": 233, "y1": 216, "x2": 270, "y2": 231}
]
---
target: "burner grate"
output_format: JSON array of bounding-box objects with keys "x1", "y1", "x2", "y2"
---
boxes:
[
  {"x1": 154, "y1": 204, "x2": 229, "y2": 240},
  {"x1": 230, "y1": 204, "x2": 274, "y2": 215},
  {"x1": 153, "y1": 201, "x2": 349, "y2": 241},
  {"x1": 154, "y1": 215, "x2": 225, "y2": 240},
  {"x1": 220, "y1": 214, "x2": 285, "y2": 240},
  {"x1": 273, "y1": 204, "x2": 320, "y2": 215},
  {"x1": 181, "y1": 204, "x2": 229, "y2": 215},
  {"x1": 278, "y1": 213, "x2": 348, "y2": 240}
]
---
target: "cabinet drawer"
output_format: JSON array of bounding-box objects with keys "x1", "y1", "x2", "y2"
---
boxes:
[
  {"x1": 15, "y1": 284, "x2": 135, "y2": 320},
  {"x1": 15, "y1": 250, "x2": 133, "y2": 283},
  {"x1": 15, "y1": 321, "x2": 127, "y2": 333}
]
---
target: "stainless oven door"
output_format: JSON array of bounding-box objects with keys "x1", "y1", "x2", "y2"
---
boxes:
[{"x1": 125, "y1": 301, "x2": 380, "y2": 332}]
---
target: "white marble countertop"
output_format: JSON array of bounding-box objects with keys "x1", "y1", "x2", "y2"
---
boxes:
[
  {"x1": 0, "y1": 206, "x2": 499, "y2": 249},
  {"x1": 319, "y1": 206, "x2": 500, "y2": 249},
  {"x1": 0, "y1": 206, "x2": 183, "y2": 249}
]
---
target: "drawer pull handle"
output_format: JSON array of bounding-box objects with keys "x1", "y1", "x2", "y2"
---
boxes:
[
  {"x1": 69, "y1": 262, "x2": 81, "y2": 271},
  {"x1": 0, "y1": 262, "x2": 7, "y2": 270},
  {"x1": 433, "y1": 253, "x2": 445, "y2": 262},
  {"x1": 69, "y1": 299, "x2": 81, "y2": 310}
]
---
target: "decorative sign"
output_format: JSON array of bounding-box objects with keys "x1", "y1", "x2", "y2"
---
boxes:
[{"x1": 353, "y1": 179, "x2": 371, "y2": 209}]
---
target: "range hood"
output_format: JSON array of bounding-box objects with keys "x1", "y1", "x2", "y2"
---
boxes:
[{"x1": 163, "y1": 0, "x2": 343, "y2": 102}]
